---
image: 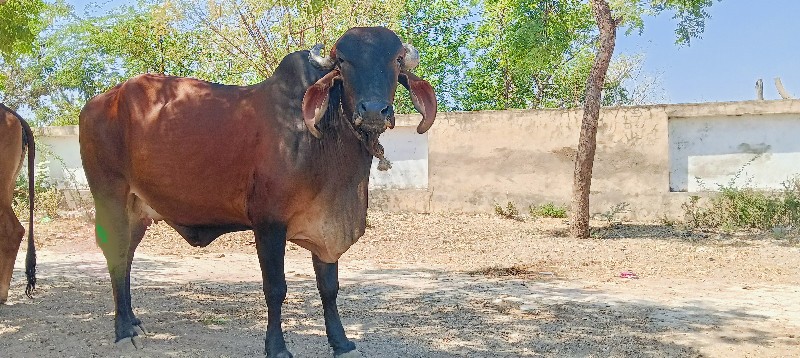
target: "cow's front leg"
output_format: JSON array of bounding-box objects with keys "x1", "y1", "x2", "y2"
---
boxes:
[
  {"x1": 312, "y1": 255, "x2": 360, "y2": 357},
  {"x1": 255, "y1": 224, "x2": 292, "y2": 358}
]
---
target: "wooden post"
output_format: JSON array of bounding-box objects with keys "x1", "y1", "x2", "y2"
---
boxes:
[{"x1": 755, "y1": 79, "x2": 764, "y2": 100}]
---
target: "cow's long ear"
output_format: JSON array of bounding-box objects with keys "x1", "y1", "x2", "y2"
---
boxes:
[
  {"x1": 399, "y1": 71, "x2": 437, "y2": 134},
  {"x1": 302, "y1": 69, "x2": 340, "y2": 138}
]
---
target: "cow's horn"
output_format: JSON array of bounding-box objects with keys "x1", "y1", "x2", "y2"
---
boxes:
[
  {"x1": 309, "y1": 44, "x2": 335, "y2": 70},
  {"x1": 402, "y1": 43, "x2": 420, "y2": 71}
]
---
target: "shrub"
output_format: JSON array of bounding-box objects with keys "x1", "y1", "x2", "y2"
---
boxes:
[
  {"x1": 529, "y1": 202, "x2": 568, "y2": 218},
  {"x1": 494, "y1": 201, "x2": 522, "y2": 220},
  {"x1": 13, "y1": 160, "x2": 63, "y2": 220},
  {"x1": 683, "y1": 176, "x2": 800, "y2": 231},
  {"x1": 595, "y1": 202, "x2": 630, "y2": 225}
]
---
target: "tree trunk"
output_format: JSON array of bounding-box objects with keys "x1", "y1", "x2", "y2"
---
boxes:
[{"x1": 570, "y1": 0, "x2": 617, "y2": 239}]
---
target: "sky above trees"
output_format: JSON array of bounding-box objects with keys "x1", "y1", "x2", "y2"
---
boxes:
[
  {"x1": 617, "y1": 0, "x2": 799, "y2": 103},
  {"x1": 4, "y1": 0, "x2": 787, "y2": 125}
]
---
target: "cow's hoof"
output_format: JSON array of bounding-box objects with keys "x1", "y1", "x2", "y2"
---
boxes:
[
  {"x1": 266, "y1": 350, "x2": 293, "y2": 358},
  {"x1": 335, "y1": 349, "x2": 362, "y2": 358},
  {"x1": 134, "y1": 324, "x2": 149, "y2": 336},
  {"x1": 115, "y1": 335, "x2": 143, "y2": 350}
]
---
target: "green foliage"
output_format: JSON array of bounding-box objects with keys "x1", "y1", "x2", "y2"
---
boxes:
[
  {"x1": 199, "y1": 314, "x2": 229, "y2": 326},
  {"x1": 13, "y1": 160, "x2": 62, "y2": 220},
  {"x1": 530, "y1": 202, "x2": 567, "y2": 218},
  {"x1": 0, "y1": 0, "x2": 720, "y2": 125},
  {"x1": 460, "y1": 0, "x2": 654, "y2": 110},
  {"x1": 461, "y1": 0, "x2": 602, "y2": 110},
  {"x1": 682, "y1": 177, "x2": 800, "y2": 232},
  {"x1": 1, "y1": 0, "x2": 237, "y2": 125},
  {"x1": 2, "y1": 0, "x2": 471, "y2": 124},
  {"x1": 611, "y1": 0, "x2": 721, "y2": 46},
  {"x1": 393, "y1": 0, "x2": 472, "y2": 113},
  {"x1": 0, "y1": 0, "x2": 47, "y2": 59}
]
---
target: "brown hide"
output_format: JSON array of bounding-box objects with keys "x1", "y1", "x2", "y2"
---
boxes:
[
  {"x1": 0, "y1": 105, "x2": 29, "y2": 303},
  {"x1": 79, "y1": 74, "x2": 371, "y2": 263}
]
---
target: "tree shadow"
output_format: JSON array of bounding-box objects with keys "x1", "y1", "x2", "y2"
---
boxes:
[
  {"x1": 0, "y1": 257, "x2": 785, "y2": 357},
  {"x1": 590, "y1": 223, "x2": 703, "y2": 240}
]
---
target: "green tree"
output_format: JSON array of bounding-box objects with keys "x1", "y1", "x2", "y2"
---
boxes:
[
  {"x1": 1, "y1": 1, "x2": 228, "y2": 125},
  {"x1": 394, "y1": 0, "x2": 472, "y2": 112},
  {"x1": 461, "y1": 0, "x2": 643, "y2": 111},
  {"x1": 2, "y1": 0, "x2": 471, "y2": 124},
  {"x1": 0, "y1": 0, "x2": 47, "y2": 59},
  {"x1": 570, "y1": 0, "x2": 720, "y2": 239},
  {"x1": 181, "y1": 0, "x2": 470, "y2": 112}
]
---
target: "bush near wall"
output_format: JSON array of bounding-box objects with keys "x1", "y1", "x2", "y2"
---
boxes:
[
  {"x1": 683, "y1": 177, "x2": 800, "y2": 232},
  {"x1": 13, "y1": 160, "x2": 63, "y2": 221}
]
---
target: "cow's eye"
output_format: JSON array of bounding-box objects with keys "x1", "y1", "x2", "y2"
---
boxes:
[{"x1": 396, "y1": 57, "x2": 403, "y2": 65}]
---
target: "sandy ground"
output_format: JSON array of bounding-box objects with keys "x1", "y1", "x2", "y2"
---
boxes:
[{"x1": 1, "y1": 211, "x2": 800, "y2": 357}]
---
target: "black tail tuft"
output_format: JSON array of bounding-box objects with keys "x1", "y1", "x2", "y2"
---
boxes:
[{"x1": 19, "y1": 111, "x2": 37, "y2": 299}]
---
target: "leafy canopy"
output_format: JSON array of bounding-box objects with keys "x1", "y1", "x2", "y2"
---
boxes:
[
  {"x1": 0, "y1": 0, "x2": 47, "y2": 59},
  {"x1": 0, "y1": 0, "x2": 720, "y2": 125}
]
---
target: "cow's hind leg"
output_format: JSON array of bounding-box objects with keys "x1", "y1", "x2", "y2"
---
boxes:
[
  {"x1": 126, "y1": 216, "x2": 148, "y2": 336},
  {"x1": 312, "y1": 255, "x2": 359, "y2": 357},
  {"x1": 93, "y1": 189, "x2": 142, "y2": 348},
  {"x1": 0, "y1": 206, "x2": 24, "y2": 304},
  {"x1": 255, "y1": 223, "x2": 292, "y2": 358}
]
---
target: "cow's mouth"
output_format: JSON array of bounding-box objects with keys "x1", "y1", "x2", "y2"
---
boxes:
[{"x1": 357, "y1": 125, "x2": 392, "y2": 171}]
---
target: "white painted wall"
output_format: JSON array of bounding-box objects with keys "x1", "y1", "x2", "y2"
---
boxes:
[
  {"x1": 669, "y1": 113, "x2": 800, "y2": 192},
  {"x1": 369, "y1": 126, "x2": 428, "y2": 189},
  {"x1": 35, "y1": 127, "x2": 87, "y2": 189},
  {"x1": 34, "y1": 125, "x2": 429, "y2": 191},
  {"x1": 33, "y1": 100, "x2": 800, "y2": 218}
]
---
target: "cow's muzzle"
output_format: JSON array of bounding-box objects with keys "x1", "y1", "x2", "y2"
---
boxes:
[{"x1": 354, "y1": 100, "x2": 394, "y2": 132}]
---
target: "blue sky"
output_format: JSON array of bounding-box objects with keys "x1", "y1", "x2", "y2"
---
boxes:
[
  {"x1": 67, "y1": 0, "x2": 799, "y2": 105},
  {"x1": 616, "y1": 0, "x2": 800, "y2": 104}
]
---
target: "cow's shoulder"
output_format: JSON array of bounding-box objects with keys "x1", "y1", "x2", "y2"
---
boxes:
[{"x1": 269, "y1": 50, "x2": 327, "y2": 91}]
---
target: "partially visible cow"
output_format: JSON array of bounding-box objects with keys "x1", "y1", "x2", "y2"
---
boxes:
[
  {"x1": 0, "y1": 103, "x2": 36, "y2": 304},
  {"x1": 79, "y1": 27, "x2": 436, "y2": 357}
]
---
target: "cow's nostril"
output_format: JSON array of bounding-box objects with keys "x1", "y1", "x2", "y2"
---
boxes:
[{"x1": 358, "y1": 101, "x2": 393, "y2": 123}]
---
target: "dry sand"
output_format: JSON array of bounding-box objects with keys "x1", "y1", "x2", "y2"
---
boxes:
[{"x1": 2, "y1": 211, "x2": 799, "y2": 357}]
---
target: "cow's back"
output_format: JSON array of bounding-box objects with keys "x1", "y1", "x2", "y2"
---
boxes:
[{"x1": 79, "y1": 75, "x2": 269, "y2": 227}]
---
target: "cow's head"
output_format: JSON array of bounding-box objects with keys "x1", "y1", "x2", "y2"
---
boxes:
[{"x1": 302, "y1": 27, "x2": 437, "y2": 140}]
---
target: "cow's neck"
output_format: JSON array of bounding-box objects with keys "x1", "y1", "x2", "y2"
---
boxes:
[{"x1": 297, "y1": 105, "x2": 374, "y2": 186}]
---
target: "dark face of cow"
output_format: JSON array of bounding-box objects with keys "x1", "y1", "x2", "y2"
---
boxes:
[
  {"x1": 335, "y1": 28, "x2": 402, "y2": 133},
  {"x1": 302, "y1": 27, "x2": 437, "y2": 140}
]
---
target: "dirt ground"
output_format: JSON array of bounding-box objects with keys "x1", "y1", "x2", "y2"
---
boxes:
[{"x1": 2, "y1": 211, "x2": 799, "y2": 357}]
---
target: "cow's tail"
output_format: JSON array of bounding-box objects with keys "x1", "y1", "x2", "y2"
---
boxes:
[{"x1": 19, "y1": 117, "x2": 36, "y2": 298}]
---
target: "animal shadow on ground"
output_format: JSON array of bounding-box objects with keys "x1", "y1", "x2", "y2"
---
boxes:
[{"x1": 0, "y1": 259, "x2": 778, "y2": 357}]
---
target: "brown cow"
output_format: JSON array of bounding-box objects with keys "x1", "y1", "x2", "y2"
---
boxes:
[
  {"x1": 0, "y1": 103, "x2": 36, "y2": 304},
  {"x1": 79, "y1": 27, "x2": 436, "y2": 357}
]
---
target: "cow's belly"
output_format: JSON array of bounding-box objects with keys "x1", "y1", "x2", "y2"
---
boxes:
[
  {"x1": 126, "y1": 132, "x2": 258, "y2": 226},
  {"x1": 128, "y1": 171, "x2": 251, "y2": 227}
]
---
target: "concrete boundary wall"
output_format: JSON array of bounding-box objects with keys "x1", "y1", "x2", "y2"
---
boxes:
[
  {"x1": 378, "y1": 100, "x2": 800, "y2": 221},
  {"x1": 33, "y1": 100, "x2": 800, "y2": 221}
]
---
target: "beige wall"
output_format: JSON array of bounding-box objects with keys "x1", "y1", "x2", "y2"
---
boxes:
[
  {"x1": 34, "y1": 99, "x2": 800, "y2": 222},
  {"x1": 376, "y1": 100, "x2": 800, "y2": 221}
]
